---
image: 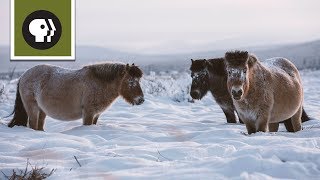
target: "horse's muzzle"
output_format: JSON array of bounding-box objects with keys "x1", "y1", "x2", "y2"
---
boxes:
[
  {"x1": 232, "y1": 95, "x2": 241, "y2": 100},
  {"x1": 232, "y1": 89, "x2": 243, "y2": 100},
  {"x1": 190, "y1": 90, "x2": 200, "y2": 100},
  {"x1": 135, "y1": 97, "x2": 145, "y2": 105}
]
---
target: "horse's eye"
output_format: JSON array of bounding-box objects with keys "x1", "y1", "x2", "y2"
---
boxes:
[
  {"x1": 243, "y1": 69, "x2": 247, "y2": 74},
  {"x1": 128, "y1": 79, "x2": 135, "y2": 86}
]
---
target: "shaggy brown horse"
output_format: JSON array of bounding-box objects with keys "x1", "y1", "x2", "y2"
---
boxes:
[
  {"x1": 190, "y1": 58, "x2": 310, "y2": 128},
  {"x1": 224, "y1": 51, "x2": 304, "y2": 134},
  {"x1": 8, "y1": 63, "x2": 144, "y2": 130},
  {"x1": 190, "y1": 58, "x2": 242, "y2": 123}
]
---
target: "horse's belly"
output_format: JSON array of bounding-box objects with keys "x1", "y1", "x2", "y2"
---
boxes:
[
  {"x1": 45, "y1": 110, "x2": 82, "y2": 121},
  {"x1": 269, "y1": 101, "x2": 301, "y2": 123},
  {"x1": 268, "y1": 72, "x2": 302, "y2": 122},
  {"x1": 38, "y1": 97, "x2": 83, "y2": 121}
]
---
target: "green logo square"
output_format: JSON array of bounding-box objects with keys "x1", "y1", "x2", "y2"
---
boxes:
[{"x1": 11, "y1": 0, "x2": 75, "y2": 60}]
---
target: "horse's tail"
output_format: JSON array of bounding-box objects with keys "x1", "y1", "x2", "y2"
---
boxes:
[
  {"x1": 8, "y1": 81, "x2": 28, "y2": 127},
  {"x1": 301, "y1": 106, "x2": 310, "y2": 123}
]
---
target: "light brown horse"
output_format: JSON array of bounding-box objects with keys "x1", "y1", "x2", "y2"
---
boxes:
[
  {"x1": 8, "y1": 62, "x2": 144, "y2": 130},
  {"x1": 224, "y1": 51, "x2": 304, "y2": 134}
]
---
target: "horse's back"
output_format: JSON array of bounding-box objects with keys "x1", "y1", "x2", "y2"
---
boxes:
[
  {"x1": 21, "y1": 64, "x2": 54, "y2": 79},
  {"x1": 262, "y1": 57, "x2": 300, "y2": 81},
  {"x1": 262, "y1": 57, "x2": 302, "y2": 94},
  {"x1": 20, "y1": 64, "x2": 77, "y2": 91},
  {"x1": 20, "y1": 65, "x2": 56, "y2": 91}
]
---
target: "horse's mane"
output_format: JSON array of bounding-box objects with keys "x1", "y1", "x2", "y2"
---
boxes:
[
  {"x1": 85, "y1": 62, "x2": 143, "y2": 82},
  {"x1": 85, "y1": 62, "x2": 126, "y2": 82},
  {"x1": 190, "y1": 58, "x2": 226, "y2": 76},
  {"x1": 207, "y1": 58, "x2": 226, "y2": 76},
  {"x1": 248, "y1": 53, "x2": 259, "y2": 65}
]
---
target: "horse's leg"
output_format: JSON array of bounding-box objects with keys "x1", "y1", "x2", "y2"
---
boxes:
[
  {"x1": 93, "y1": 114, "x2": 100, "y2": 125},
  {"x1": 290, "y1": 106, "x2": 302, "y2": 132},
  {"x1": 283, "y1": 118, "x2": 293, "y2": 132},
  {"x1": 222, "y1": 108, "x2": 237, "y2": 123},
  {"x1": 83, "y1": 115, "x2": 94, "y2": 125},
  {"x1": 239, "y1": 118, "x2": 244, "y2": 124},
  {"x1": 245, "y1": 121, "x2": 256, "y2": 134},
  {"x1": 256, "y1": 115, "x2": 269, "y2": 133},
  {"x1": 235, "y1": 111, "x2": 244, "y2": 124},
  {"x1": 269, "y1": 123, "x2": 279, "y2": 132},
  {"x1": 82, "y1": 109, "x2": 94, "y2": 125},
  {"x1": 283, "y1": 118, "x2": 294, "y2": 132},
  {"x1": 24, "y1": 102, "x2": 40, "y2": 130},
  {"x1": 37, "y1": 109, "x2": 46, "y2": 131}
]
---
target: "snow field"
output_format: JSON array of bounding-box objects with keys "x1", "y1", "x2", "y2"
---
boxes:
[{"x1": 0, "y1": 70, "x2": 319, "y2": 179}]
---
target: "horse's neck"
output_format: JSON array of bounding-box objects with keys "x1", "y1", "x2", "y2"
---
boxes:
[
  {"x1": 207, "y1": 59, "x2": 226, "y2": 76},
  {"x1": 209, "y1": 74, "x2": 228, "y2": 96},
  {"x1": 207, "y1": 59, "x2": 228, "y2": 95},
  {"x1": 100, "y1": 77, "x2": 123, "y2": 97},
  {"x1": 248, "y1": 62, "x2": 268, "y2": 93}
]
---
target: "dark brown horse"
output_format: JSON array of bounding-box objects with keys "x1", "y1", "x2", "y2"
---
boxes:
[
  {"x1": 190, "y1": 58, "x2": 310, "y2": 128},
  {"x1": 190, "y1": 58, "x2": 242, "y2": 123}
]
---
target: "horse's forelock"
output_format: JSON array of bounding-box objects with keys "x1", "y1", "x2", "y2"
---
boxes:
[
  {"x1": 128, "y1": 65, "x2": 143, "y2": 78},
  {"x1": 225, "y1": 51, "x2": 249, "y2": 66},
  {"x1": 225, "y1": 50, "x2": 249, "y2": 60},
  {"x1": 190, "y1": 59, "x2": 206, "y2": 72}
]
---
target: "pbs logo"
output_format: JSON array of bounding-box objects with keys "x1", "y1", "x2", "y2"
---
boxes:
[{"x1": 22, "y1": 10, "x2": 62, "y2": 50}]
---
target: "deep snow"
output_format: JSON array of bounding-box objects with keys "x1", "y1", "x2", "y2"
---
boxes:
[{"x1": 0, "y1": 70, "x2": 319, "y2": 180}]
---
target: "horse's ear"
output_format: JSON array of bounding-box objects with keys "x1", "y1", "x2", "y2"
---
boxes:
[
  {"x1": 248, "y1": 55, "x2": 257, "y2": 67},
  {"x1": 191, "y1": 59, "x2": 194, "y2": 63},
  {"x1": 132, "y1": 63, "x2": 135, "y2": 66},
  {"x1": 126, "y1": 63, "x2": 130, "y2": 71}
]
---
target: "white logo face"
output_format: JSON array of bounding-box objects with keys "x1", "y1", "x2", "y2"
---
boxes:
[{"x1": 29, "y1": 19, "x2": 56, "y2": 43}]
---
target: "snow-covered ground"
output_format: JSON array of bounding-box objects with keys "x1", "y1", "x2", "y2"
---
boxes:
[{"x1": 0, "y1": 70, "x2": 319, "y2": 179}]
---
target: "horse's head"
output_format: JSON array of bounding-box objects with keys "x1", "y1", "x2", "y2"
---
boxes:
[
  {"x1": 224, "y1": 51, "x2": 257, "y2": 101},
  {"x1": 120, "y1": 63, "x2": 144, "y2": 105},
  {"x1": 189, "y1": 59, "x2": 210, "y2": 100}
]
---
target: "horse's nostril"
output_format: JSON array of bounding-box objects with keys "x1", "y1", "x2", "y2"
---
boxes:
[
  {"x1": 137, "y1": 97, "x2": 144, "y2": 105},
  {"x1": 139, "y1": 98, "x2": 144, "y2": 103},
  {"x1": 232, "y1": 89, "x2": 243, "y2": 96}
]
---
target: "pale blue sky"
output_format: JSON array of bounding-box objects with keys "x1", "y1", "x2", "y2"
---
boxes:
[{"x1": 1, "y1": 0, "x2": 320, "y2": 54}]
